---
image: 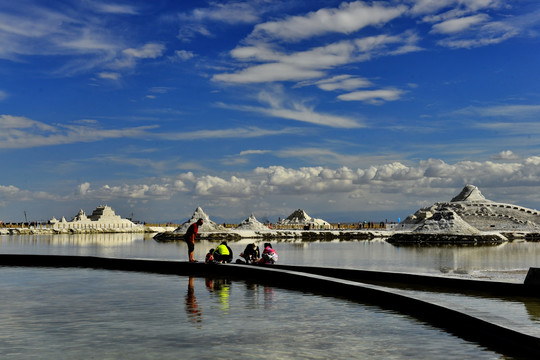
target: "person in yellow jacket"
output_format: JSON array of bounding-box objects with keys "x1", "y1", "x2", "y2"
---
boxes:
[{"x1": 213, "y1": 241, "x2": 233, "y2": 263}]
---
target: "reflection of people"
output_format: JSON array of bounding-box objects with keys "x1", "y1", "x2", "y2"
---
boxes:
[
  {"x1": 258, "y1": 243, "x2": 278, "y2": 264},
  {"x1": 210, "y1": 278, "x2": 231, "y2": 313},
  {"x1": 240, "y1": 243, "x2": 260, "y2": 264},
  {"x1": 184, "y1": 218, "x2": 203, "y2": 262},
  {"x1": 185, "y1": 277, "x2": 202, "y2": 325},
  {"x1": 213, "y1": 241, "x2": 233, "y2": 263}
]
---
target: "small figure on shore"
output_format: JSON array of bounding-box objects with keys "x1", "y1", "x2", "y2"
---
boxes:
[
  {"x1": 184, "y1": 218, "x2": 203, "y2": 263},
  {"x1": 258, "y1": 243, "x2": 278, "y2": 264},
  {"x1": 239, "y1": 243, "x2": 260, "y2": 264},
  {"x1": 213, "y1": 241, "x2": 233, "y2": 263}
]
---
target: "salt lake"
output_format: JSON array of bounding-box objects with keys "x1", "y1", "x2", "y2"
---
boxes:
[{"x1": 1, "y1": 233, "x2": 540, "y2": 359}]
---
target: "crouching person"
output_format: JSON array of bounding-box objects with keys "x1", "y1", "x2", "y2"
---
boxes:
[
  {"x1": 240, "y1": 243, "x2": 260, "y2": 264},
  {"x1": 258, "y1": 243, "x2": 278, "y2": 265},
  {"x1": 213, "y1": 241, "x2": 233, "y2": 263}
]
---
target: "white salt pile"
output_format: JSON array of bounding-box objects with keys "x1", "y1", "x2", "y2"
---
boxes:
[
  {"x1": 412, "y1": 210, "x2": 480, "y2": 234},
  {"x1": 450, "y1": 184, "x2": 490, "y2": 202},
  {"x1": 278, "y1": 209, "x2": 330, "y2": 228},
  {"x1": 236, "y1": 214, "x2": 269, "y2": 230},
  {"x1": 173, "y1": 206, "x2": 224, "y2": 233}
]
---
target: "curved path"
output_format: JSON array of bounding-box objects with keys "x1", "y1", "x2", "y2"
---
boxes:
[{"x1": 1, "y1": 254, "x2": 539, "y2": 358}]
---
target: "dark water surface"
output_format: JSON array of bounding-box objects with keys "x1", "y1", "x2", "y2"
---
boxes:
[{"x1": 1, "y1": 234, "x2": 540, "y2": 359}]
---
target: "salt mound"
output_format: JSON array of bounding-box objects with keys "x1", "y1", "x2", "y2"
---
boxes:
[
  {"x1": 451, "y1": 184, "x2": 487, "y2": 202},
  {"x1": 236, "y1": 214, "x2": 269, "y2": 230},
  {"x1": 278, "y1": 209, "x2": 330, "y2": 227},
  {"x1": 413, "y1": 210, "x2": 480, "y2": 235},
  {"x1": 173, "y1": 206, "x2": 224, "y2": 233}
]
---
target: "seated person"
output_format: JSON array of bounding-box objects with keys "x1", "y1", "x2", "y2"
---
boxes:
[
  {"x1": 213, "y1": 241, "x2": 233, "y2": 263},
  {"x1": 240, "y1": 243, "x2": 260, "y2": 264},
  {"x1": 258, "y1": 243, "x2": 278, "y2": 264}
]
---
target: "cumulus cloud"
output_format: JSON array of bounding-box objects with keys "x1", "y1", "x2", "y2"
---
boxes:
[
  {"x1": 492, "y1": 150, "x2": 520, "y2": 160},
  {"x1": 7, "y1": 155, "x2": 540, "y2": 219}
]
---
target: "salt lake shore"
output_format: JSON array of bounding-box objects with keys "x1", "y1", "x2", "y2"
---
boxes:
[{"x1": 4, "y1": 185, "x2": 540, "y2": 245}]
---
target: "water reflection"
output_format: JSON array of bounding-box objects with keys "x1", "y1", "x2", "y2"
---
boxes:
[
  {"x1": 185, "y1": 277, "x2": 202, "y2": 326},
  {"x1": 525, "y1": 299, "x2": 540, "y2": 322},
  {"x1": 206, "y1": 278, "x2": 231, "y2": 314}
]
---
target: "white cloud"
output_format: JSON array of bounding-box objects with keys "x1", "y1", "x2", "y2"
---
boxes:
[
  {"x1": 78, "y1": 182, "x2": 91, "y2": 195},
  {"x1": 194, "y1": 175, "x2": 253, "y2": 198},
  {"x1": 411, "y1": 0, "x2": 502, "y2": 16},
  {"x1": 98, "y1": 72, "x2": 121, "y2": 80},
  {"x1": 0, "y1": 114, "x2": 55, "y2": 131},
  {"x1": 311, "y1": 75, "x2": 373, "y2": 91},
  {"x1": 338, "y1": 88, "x2": 405, "y2": 104},
  {"x1": 8, "y1": 156, "x2": 540, "y2": 220},
  {"x1": 213, "y1": 62, "x2": 326, "y2": 83},
  {"x1": 492, "y1": 150, "x2": 520, "y2": 160},
  {"x1": 239, "y1": 150, "x2": 271, "y2": 156},
  {"x1": 0, "y1": 90, "x2": 8, "y2": 101},
  {"x1": 250, "y1": 1, "x2": 407, "y2": 42},
  {"x1": 91, "y1": 2, "x2": 139, "y2": 15},
  {"x1": 122, "y1": 43, "x2": 165, "y2": 59},
  {"x1": 159, "y1": 126, "x2": 301, "y2": 140},
  {"x1": 187, "y1": 2, "x2": 261, "y2": 24},
  {"x1": 214, "y1": 32, "x2": 421, "y2": 84},
  {"x1": 223, "y1": 89, "x2": 364, "y2": 128},
  {"x1": 431, "y1": 14, "x2": 490, "y2": 34},
  {"x1": 457, "y1": 104, "x2": 540, "y2": 118},
  {"x1": 172, "y1": 50, "x2": 195, "y2": 61}
]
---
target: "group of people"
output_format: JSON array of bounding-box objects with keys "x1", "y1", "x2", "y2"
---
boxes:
[
  {"x1": 204, "y1": 242, "x2": 278, "y2": 265},
  {"x1": 183, "y1": 218, "x2": 278, "y2": 265}
]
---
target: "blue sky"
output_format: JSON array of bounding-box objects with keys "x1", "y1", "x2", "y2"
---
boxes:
[{"x1": 2, "y1": 0, "x2": 540, "y2": 224}]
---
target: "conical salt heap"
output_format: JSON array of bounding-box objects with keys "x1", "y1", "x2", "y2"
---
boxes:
[
  {"x1": 278, "y1": 209, "x2": 330, "y2": 227},
  {"x1": 236, "y1": 214, "x2": 270, "y2": 230},
  {"x1": 174, "y1": 206, "x2": 224, "y2": 233}
]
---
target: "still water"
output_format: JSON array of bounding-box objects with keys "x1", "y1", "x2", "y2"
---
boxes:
[
  {"x1": 1, "y1": 233, "x2": 540, "y2": 359},
  {"x1": 2, "y1": 233, "x2": 539, "y2": 281},
  {"x1": 1, "y1": 267, "x2": 503, "y2": 360}
]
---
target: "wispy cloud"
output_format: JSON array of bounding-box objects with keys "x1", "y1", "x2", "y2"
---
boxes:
[
  {"x1": 249, "y1": 1, "x2": 407, "y2": 42},
  {"x1": 0, "y1": 114, "x2": 303, "y2": 148},
  {"x1": 338, "y1": 88, "x2": 405, "y2": 104},
  {"x1": 214, "y1": 32, "x2": 422, "y2": 84},
  {"x1": 218, "y1": 88, "x2": 364, "y2": 128},
  {"x1": 456, "y1": 104, "x2": 540, "y2": 118}
]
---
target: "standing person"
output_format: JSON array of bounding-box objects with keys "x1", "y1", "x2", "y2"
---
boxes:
[{"x1": 184, "y1": 218, "x2": 203, "y2": 263}]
